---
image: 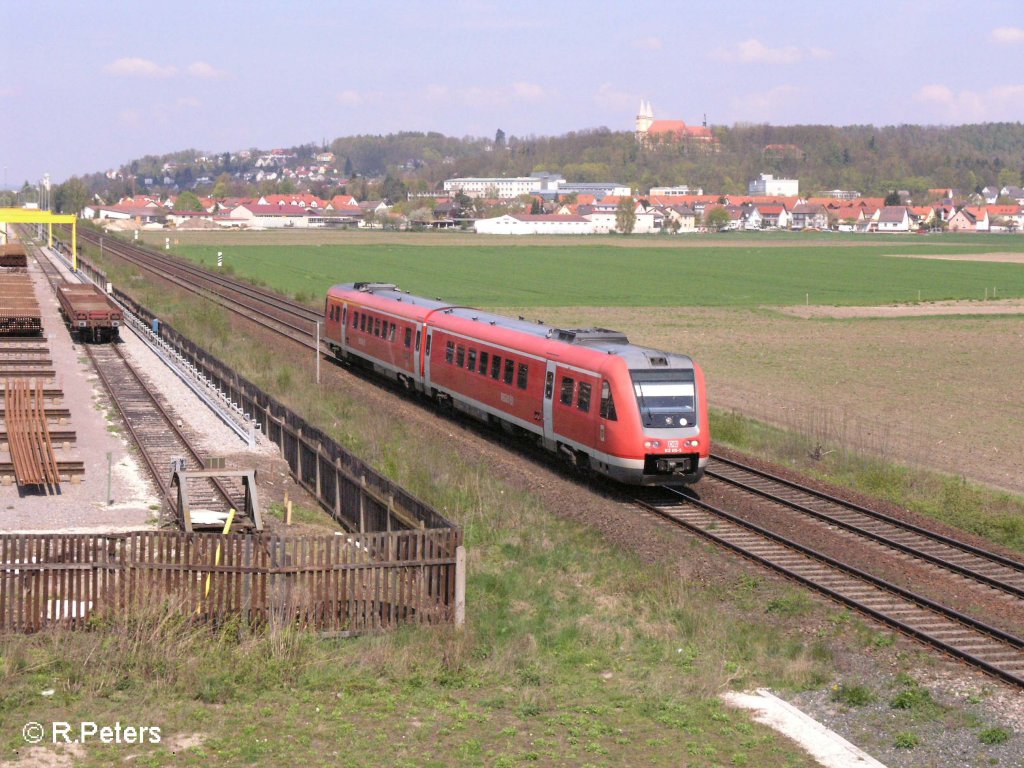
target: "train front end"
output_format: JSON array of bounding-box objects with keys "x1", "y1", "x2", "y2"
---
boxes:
[{"x1": 602, "y1": 348, "x2": 709, "y2": 486}]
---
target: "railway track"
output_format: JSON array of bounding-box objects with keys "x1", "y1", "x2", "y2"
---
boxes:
[
  {"x1": 73, "y1": 228, "x2": 319, "y2": 350},
  {"x1": 637, "y1": 488, "x2": 1024, "y2": 688},
  {"x1": 69, "y1": 225, "x2": 1024, "y2": 686},
  {"x1": 706, "y1": 454, "x2": 1024, "y2": 599},
  {"x1": 84, "y1": 341, "x2": 245, "y2": 528}
]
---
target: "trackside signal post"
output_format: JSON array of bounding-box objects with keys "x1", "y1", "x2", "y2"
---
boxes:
[{"x1": 0, "y1": 208, "x2": 78, "y2": 268}]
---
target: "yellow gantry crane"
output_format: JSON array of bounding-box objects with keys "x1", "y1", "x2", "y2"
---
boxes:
[{"x1": 0, "y1": 208, "x2": 78, "y2": 269}]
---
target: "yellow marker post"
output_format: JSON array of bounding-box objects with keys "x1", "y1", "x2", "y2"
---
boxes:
[{"x1": 200, "y1": 509, "x2": 236, "y2": 612}]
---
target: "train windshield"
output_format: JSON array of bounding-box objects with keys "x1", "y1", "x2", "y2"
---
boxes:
[{"x1": 630, "y1": 369, "x2": 696, "y2": 429}]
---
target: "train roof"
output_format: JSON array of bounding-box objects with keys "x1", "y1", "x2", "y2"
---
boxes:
[{"x1": 331, "y1": 282, "x2": 694, "y2": 371}]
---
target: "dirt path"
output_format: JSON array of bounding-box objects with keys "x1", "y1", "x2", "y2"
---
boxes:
[{"x1": 778, "y1": 298, "x2": 1024, "y2": 318}]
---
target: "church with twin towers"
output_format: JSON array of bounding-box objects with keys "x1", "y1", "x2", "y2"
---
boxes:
[{"x1": 635, "y1": 100, "x2": 715, "y2": 145}]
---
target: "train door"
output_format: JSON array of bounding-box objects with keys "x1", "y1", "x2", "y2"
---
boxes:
[
  {"x1": 423, "y1": 327, "x2": 433, "y2": 386},
  {"x1": 542, "y1": 360, "x2": 557, "y2": 450},
  {"x1": 414, "y1": 323, "x2": 423, "y2": 386},
  {"x1": 341, "y1": 305, "x2": 348, "y2": 350}
]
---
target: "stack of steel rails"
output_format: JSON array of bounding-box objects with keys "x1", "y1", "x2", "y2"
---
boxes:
[{"x1": 3, "y1": 378, "x2": 60, "y2": 489}]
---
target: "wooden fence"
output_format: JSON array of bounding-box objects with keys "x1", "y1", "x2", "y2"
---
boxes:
[{"x1": 0, "y1": 530, "x2": 465, "y2": 634}]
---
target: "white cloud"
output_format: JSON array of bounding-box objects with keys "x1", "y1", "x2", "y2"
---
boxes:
[
  {"x1": 734, "y1": 85, "x2": 801, "y2": 116},
  {"x1": 510, "y1": 82, "x2": 546, "y2": 101},
  {"x1": 337, "y1": 90, "x2": 365, "y2": 107},
  {"x1": 593, "y1": 83, "x2": 635, "y2": 111},
  {"x1": 992, "y1": 27, "x2": 1024, "y2": 43},
  {"x1": 713, "y1": 39, "x2": 831, "y2": 65},
  {"x1": 633, "y1": 36, "x2": 663, "y2": 51},
  {"x1": 914, "y1": 82, "x2": 1024, "y2": 121},
  {"x1": 117, "y1": 108, "x2": 143, "y2": 126},
  {"x1": 104, "y1": 57, "x2": 176, "y2": 78},
  {"x1": 422, "y1": 84, "x2": 450, "y2": 102},
  {"x1": 187, "y1": 61, "x2": 228, "y2": 79}
]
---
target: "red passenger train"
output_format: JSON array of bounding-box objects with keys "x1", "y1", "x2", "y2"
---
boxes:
[{"x1": 323, "y1": 282, "x2": 709, "y2": 485}]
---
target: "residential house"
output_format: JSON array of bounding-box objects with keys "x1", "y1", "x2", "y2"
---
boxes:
[
  {"x1": 633, "y1": 201, "x2": 666, "y2": 234},
  {"x1": 790, "y1": 203, "x2": 828, "y2": 230},
  {"x1": 359, "y1": 201, "x2": 391, "y2": 227},
  {"x1": 753, "y1": 204, "x2": 790, "y2": 229},
  {"x1": 664, "y1": 205, "x2": 697, "y2": 232},
  {"x1": 831, "y1": 206, "x2": 864, "y2": 232},
  {"x1": 908, "y1": 206, "x2": 937, "y2": 228},
  {"x1": 1000, "y1": 186, "x2": 1024, "y2": 204},
  {"x1": 947, "y1": 208, "x2": 977, "y2": 232},
  {"x1": 579, "y1": 198, "x2": 624, "y2": 234},
  {"x1": 963, "y1": 206, "x2": 991, "y2": 232},
  {"x1": 876, "y1": 206, "x2": 912, "y2": 232},
  {"x1": 740, "y1": 204, "x2": 762, "y2": 230},
  {"x1": 985, "y1": 204, "x2": 1023, "y2": 231}
]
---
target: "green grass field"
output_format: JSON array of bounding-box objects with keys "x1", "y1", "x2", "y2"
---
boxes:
[{"x1": 159, "y1": 232, "x2": 1024, "y2": 308}]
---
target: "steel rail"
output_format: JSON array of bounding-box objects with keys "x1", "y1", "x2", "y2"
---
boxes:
[
  {"x1": 85, "y1": 342, "x2": 237, "y2": 520},
  {"x1": 76, "y1": 228, "x2": 321, "y2": 323},
  {"x1": 73, "y1": 229, "x2": 319, "y2": 348},
  {"x1": 707, "y1": 454, "x2": 1024, "y2": 598},
  {"x1": 636, "y1": 488, "x2": 1024, "y2": 689}
]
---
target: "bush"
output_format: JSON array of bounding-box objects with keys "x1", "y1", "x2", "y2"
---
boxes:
[
  {"x1": 894, "y1": 732, "x2": 919, "y2": 749},
  {"x1": 979, "y1": 727, "x2": 1010, "y2": 745},
  {"x1": 830, "y1": 683, "x2": 874, "y2": 707}
]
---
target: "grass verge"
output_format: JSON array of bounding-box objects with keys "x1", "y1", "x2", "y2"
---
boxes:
[{"x1": 711, "y1": 407, "x2": 1024, "y2": 553}]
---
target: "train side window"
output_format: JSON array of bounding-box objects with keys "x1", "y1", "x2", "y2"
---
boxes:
[
  {"x1": 491, "y1": 355, "x2": 502, "y2": 379},
  {"x1": 416, "y1": 329, "x2": 422, "y2": 352},
  {"x1": 425, "y1": 333, "x2": 431, "y2": 356},
  {"x1": 352, "y1": 311, "x2": 359, "y2": 329},
  {"x1": 404, "y1": 327, "x2": 412, "y2": 348},
  {"x1": 445, "y1": 341, "x2": 455, "y2": 364},
  {"x1": 560, "y1": 376, "x2": 575, "y2": 406},
  {"x1": 545, "y1": 371, "x2": 554, "y2": 398},
  {"x1": 360, "y1": 314, "x2": 367, "y2": 332},
  {"x1": 478, "y1": 351, "x2": 489, "y2": 374},
  {"x1": 456, "y1": 345, "x2": 465, "y2": 367},
  {"x1": 577, "y1": 382, "x2": 592, "y2": 412},
  {"x1": 600, "y1": 381, "x2": 617, "y2": 421},
  {"x1": 342, "y1": 306, "x2": 347, "y2": 327},
  {"x1": 374, "y1": 318, "x2": 382, "y2": 337},
  {"x1": 517, "y1": 363, "x2": 528, "y2": 390},
  {"x1": 467, "y1": 349, "x2": 477, "y2": 372},
  {"x1": 389, "y1": 323, "x2": 396, "y2": 342},
  {"x1": 503, "y1": 359, "x2": 515, "y2": 385}
]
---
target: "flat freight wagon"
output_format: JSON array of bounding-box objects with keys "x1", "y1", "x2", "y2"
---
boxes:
[
  {"x1": 56, "y1": 283, "x2": 122, "y2": 342},
  {"x1": 0, "y1": 271, "x2": 42, "y2": 336}
]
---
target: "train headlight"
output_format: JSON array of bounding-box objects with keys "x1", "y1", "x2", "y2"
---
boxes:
[
  {"x1": 644, "y1": 440, "x2": 661, "y2": 449},
  {"x1": 687, "y1": 440, "x2": 700, "y2": 448}
]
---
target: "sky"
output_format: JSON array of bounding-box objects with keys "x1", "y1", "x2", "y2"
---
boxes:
[{"x1": 3, "y1": 0, "x2": 1024, "y2": 187}]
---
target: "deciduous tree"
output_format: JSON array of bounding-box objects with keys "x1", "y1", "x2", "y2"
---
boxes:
[
  {"x1": 174, "y1": 190, "x2": 203, "y2": 211},
  {"x1": 704, "y1": 206, "x2": 731, "y2": 232},
  {"x1": 615, "y1": 197, "x2": 636, "y2": 234}
]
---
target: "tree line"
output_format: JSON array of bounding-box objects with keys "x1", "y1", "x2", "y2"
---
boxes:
[{"x1": 51, "y1": 122, "x2": 1024, "y2": 214}]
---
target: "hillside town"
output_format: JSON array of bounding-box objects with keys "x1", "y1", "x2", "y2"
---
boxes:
[
  {"x1": 59, "y1": 104, "x2": 1024, "y2": 236},
  {"x1": 79, "y1": 173, "x2": 1024, "y2": 236}
]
